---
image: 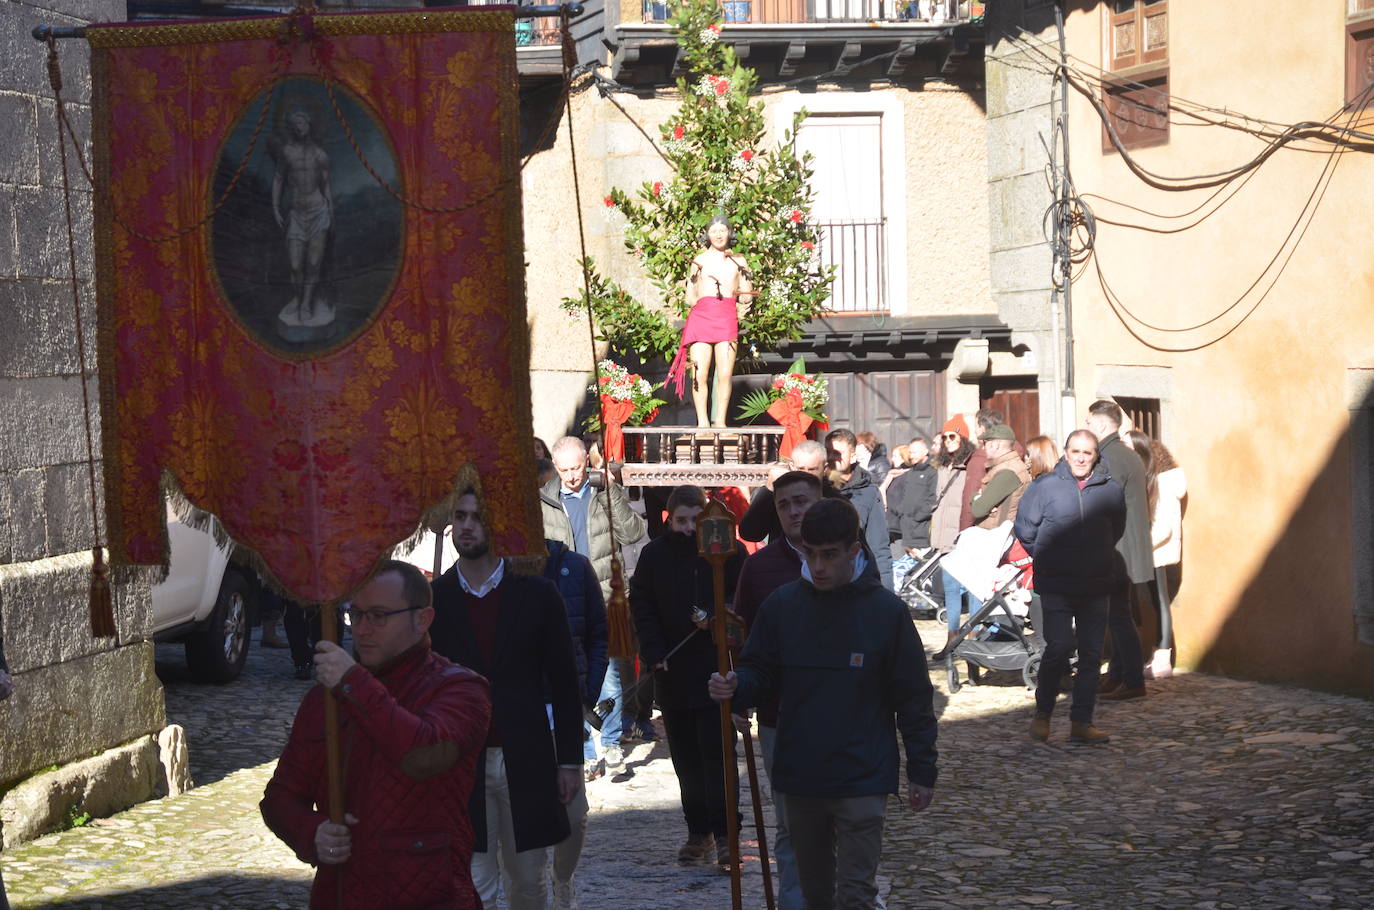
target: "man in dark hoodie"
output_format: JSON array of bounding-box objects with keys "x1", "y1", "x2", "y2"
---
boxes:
[
  {"x1": 710, "y1": 498, "x2": 937, "y2": 910},
  {"x1": 632, "y1": 484, "x2": 745, "y2": 869},
  {"x1": 825, "y1": 428, "x2": 894, "y2": 590}
]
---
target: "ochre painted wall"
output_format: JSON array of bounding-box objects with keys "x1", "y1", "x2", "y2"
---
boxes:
[{"x1": 1060, "y1": 1, "x2": 1374, "y2": 694}]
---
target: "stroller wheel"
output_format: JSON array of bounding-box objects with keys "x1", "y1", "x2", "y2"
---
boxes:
[
  {"x1": 946, "y1": 659, "x2": 961, "y2": 694},
  {"x1": 966, "y1": 663, "x2": 982, "y2": 686},
  {"x1": 936, "y1": 607, "x2": 948, "y2": 626},
  {"x1": 1022, "y1": 654, "x2": 1042, "y2": 691}
]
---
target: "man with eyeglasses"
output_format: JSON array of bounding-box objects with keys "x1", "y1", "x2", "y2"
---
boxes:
[
  {"x1": 261, "y1": 560, "x2": 492, "y2": 910},
  {"x1": 431, "y1": 489, "x2": 584, "y2": 910}
]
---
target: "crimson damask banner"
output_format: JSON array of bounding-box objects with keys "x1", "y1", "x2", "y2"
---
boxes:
[{"x1": 89, "y1": 8, "x2": 542, "y2": 603}]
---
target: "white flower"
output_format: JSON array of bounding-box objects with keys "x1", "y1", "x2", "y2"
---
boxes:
[
  {"x1": 699, "y1": 27, "x2": 720, "y2": 45},
  {"x1": 768, "y1": 279, "x2": 788, "y2": 300}
]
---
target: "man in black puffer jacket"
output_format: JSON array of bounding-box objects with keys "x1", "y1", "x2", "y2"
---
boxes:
[
  {"x1": 631, "y1": 485, "x2": 745, "y2": 869},
  {"x1": 1015, "y1": 430, "x2": 1125, "y2": 746},
  {"x1": 543, "y1": 539, "x2": 608, "y2": 903}
]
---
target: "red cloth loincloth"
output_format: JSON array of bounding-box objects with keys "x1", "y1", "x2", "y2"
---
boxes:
[{"x1": 666, "y1": 296, "x2": 738, "y2": 398}]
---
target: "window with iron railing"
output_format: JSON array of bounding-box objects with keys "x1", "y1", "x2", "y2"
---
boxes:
[
  {"x1": 641, "y1": 0, "x2": 979, "y2": 25},
  {"x1": 795, "y1": 113, "x2": 889, "y2": 314},
  {"x1": 816, "y1": 219, "x2": 888, "y2": 313}
]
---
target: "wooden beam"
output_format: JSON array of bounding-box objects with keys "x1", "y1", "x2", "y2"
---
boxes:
[
  {"x1": 887, "y1": 39, "x2": 918, "y2": 77},
  {"x1": 940, "y1": 39, "x2": 969, "y2": 74},
  {"x1": 778, "y1": 41, "x2": 806, "y2": 77}
]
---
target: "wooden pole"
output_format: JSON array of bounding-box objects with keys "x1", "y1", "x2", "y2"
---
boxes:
[
  {"x1": 710, "y1": 556, "x2": 742, "y2": 910},
  {"x1": 740, "y1": 721, "x2": 776, "y2": 910},
  {"x1": 319, "y1": 604, "x2": 345, "y2": 826},
  {"x1": 698, "y1": 499, "x2": 742, "y2": 910}
]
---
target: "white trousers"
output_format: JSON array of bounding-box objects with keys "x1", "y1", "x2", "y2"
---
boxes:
[{"x1": 472, "y1": 748, "x2": 550, "y2": 910}]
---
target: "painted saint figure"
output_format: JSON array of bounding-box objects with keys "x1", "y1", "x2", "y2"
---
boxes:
[
  {"x1": 666, "y1": 215, "x2": 754, "y2": 427},
  {"x1": 272, "y1": 108, "x2": 335, "y2": 332}
]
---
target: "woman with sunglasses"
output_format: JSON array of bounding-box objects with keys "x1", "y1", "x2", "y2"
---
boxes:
[{"x1": 929, "y1": 417, "x2": 978, "y2": 661}]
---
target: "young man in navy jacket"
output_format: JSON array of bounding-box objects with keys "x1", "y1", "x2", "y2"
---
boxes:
[{"x1": 710, "y1": 498, "x2": 937, "y2": 910}]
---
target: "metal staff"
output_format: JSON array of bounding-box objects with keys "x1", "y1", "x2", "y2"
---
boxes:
[
  {"x1": 589, "y1": 622, "x2": 706, "y2": 728},
  {"x1": 697, "y1": 499, "x2": 742, "y2": 910}
]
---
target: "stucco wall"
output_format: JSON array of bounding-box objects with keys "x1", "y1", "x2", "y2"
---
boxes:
[
  {"x1": 0, "y1": 0, "x2": 167, "y2": 795},
  {"x1": 523, "y1": 82, "x2": 992, "y2": 441},
  {"x1": 1057, "y1": 0, "x2": 1374, "y2": 694}
]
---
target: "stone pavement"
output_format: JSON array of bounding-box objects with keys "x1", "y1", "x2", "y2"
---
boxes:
[{"x1": 2, "y1": 617, "x2": 1373, "y2": 908}]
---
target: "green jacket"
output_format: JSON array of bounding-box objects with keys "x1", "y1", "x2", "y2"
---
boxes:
[
  {"x1": 733, "y1": 555, "x2": 938, "y2": 795},
  {"x1": 540, "y1": 477, "x2": 647, "y2": 600}
]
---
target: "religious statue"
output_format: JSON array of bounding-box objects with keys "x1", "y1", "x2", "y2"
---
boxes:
[
  {"x1": 272, "y1": 107, "x2": 336, "y2": 335},
  {"x1": 666, "y1": 215, "x2": 754, "y2": 427}
]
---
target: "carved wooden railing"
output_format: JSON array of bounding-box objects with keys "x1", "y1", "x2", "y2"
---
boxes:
[{"x1": 618, "y1": 426, "x2": 786, "y2": 486}]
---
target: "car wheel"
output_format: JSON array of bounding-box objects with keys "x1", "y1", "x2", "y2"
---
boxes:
[{"x1": 186, "y1": 569, "x2": 253, "y2": 683}]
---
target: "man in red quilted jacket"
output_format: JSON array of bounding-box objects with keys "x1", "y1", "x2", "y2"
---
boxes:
[{"x1": 261, "y1": 560, "x2": 492, "y2": 909}]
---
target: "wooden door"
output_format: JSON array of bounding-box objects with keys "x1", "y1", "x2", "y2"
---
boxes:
[
  {"x1": 978, "y1": 381, "x2": 1040, "y2": 446},
  {"x1": 825, "y1": 370, "x2": 944, "y2": 450}
]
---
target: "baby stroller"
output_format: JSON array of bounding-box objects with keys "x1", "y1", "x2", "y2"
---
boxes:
[
  {"x1": 940, "y1": 523, "x2": 1044, "y2": 693},
  {"x1": 894, "y1": 548, "x2": 943, "y2": 620}
]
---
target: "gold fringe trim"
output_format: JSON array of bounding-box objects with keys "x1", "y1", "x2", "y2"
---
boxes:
[{"x1": 85, "y1": 9, "x2": 517, "y2": 49}]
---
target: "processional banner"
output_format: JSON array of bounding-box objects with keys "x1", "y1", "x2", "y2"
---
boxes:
[{"x1": 89, "y1": 8, "x2": 542, "y2": 603}]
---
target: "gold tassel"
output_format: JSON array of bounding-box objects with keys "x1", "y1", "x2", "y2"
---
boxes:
[
  {"x1": 605, "y1": 553, "x2": 636, "y2": 659},
  {"x1": 89, "y1": 547, "x2": 116, "y2": 638}
]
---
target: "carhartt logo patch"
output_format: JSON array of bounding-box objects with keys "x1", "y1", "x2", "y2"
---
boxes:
[{"x1": 849, "y1": 653, "x2": 864, "y2": 667}]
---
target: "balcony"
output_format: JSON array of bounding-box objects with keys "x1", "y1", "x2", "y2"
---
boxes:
[
  {"x1": 817, "y1": 219, "x2": 888, "y2": 314},
  {"x1": 641, "y1": 0, "x2": 983, "y2": 25},
  {"x1": 613, "y1": 0, "x2": 984, "y2": 87}
]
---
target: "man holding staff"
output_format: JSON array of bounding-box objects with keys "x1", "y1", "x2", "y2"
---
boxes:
[
  {"x1": 710, "y1": 498, "x2": 938, "y2": 910},
  {"x1": 260, "y1": 560, "x2": 491, "y2": 910},
  {"x1": 631, "y1": 484, "x2": 745, "y2": 868}
]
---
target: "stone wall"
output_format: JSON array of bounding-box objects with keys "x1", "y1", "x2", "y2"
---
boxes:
[
  {"x1": 982, "y1": 0, "x2": 1059, "y2": 437},
  {"x1": 0, "y1": 0, "x2": 166, "y2": 830}
]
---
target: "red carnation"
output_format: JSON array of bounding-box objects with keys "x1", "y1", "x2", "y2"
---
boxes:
[
  {"x1": 801, "y1": 241, "x2": 815, "y2": 250},
  {"x1": 604, "y1": 195, "x2": 615, "y2": 207},
  {"x1": 740, "y1": 149, "x2": 755, "y2": 162},
  {"x1": 789, "y1": 209, "x2": 802, "y2": 223},
  {"x1": 653, "y1": 181, "x2": 663, "y2": 196},
  {"x1": 673, "y1": 124, "x2": 685, "y2": 140}
]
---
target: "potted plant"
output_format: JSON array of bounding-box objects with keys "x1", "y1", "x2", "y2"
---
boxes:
[
  {"x1": 584, "y1": 360, "x2": 666, "y2": 462},
  {"x1": 736, "y1": 357, "x2": 829, "y2": 456}
]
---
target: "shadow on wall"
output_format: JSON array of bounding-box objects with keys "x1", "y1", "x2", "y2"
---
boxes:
[{"x1": 1190, "y1": 380, "x2": 1374, "y2": 696}]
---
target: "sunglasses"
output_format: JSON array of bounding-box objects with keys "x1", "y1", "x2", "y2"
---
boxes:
[{"x1": 939, "y1": 433, "x2": 961, "y2": 441}]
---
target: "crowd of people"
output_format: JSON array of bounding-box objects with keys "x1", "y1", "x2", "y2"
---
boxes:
[{"x1": 249, "y1": 403, "x2": 1185, "y2": 910}]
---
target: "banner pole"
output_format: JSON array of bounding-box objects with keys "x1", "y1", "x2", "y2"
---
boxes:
[{"x1": 319, "y1": 603, "x2": 345, "y2": 826}]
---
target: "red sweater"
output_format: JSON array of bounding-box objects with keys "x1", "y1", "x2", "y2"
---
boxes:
[
  {"x1": 734, "y1": 537, "x2": 805, "y2": 728},
  {"x1": 260, "y1": 640, "x2": 491, "y2": 910}
]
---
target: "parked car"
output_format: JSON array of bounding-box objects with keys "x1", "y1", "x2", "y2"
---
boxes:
[{"x1": 150, "y1": 504, "x2": 261, "y2": 683}]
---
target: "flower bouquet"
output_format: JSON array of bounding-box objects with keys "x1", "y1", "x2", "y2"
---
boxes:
[
  {"x1": 735, "y1": 357, "x2": 829, "y2": 457},
  {"x1": 584, "y1": 360, "x2": 666, "y2": 462}
]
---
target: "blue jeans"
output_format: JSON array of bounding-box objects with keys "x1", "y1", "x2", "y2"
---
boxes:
[
  {"x1": 941, "y1": 567, "x2": 982, "y2": 632},
  {"x1": 1035, "y1": 592, "x2": 1109, "y2": 723},
  {"x1": 598, "y1": 657, "x2": 632, "y2": 748}
]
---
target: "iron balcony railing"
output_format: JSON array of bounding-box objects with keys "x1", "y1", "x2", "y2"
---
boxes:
[
  {"x1": 642, "y1": 0, "x2": 980, "y2": 25},
  {"x1": 816, "y1": 218, "x2": 888, "y2": 314}
]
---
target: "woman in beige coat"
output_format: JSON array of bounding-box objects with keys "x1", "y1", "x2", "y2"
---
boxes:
[
  {"x1": 1129, "y1": 431, "x2": 1186, "y2": 678},
  {"x1": 930, "y1": 422, "x2": 977, "y2": 661}
]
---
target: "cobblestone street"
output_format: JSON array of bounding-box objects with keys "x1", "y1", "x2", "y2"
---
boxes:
[{"x1": 3, "y1": 618, "x2": 1372, "y2": 909}]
